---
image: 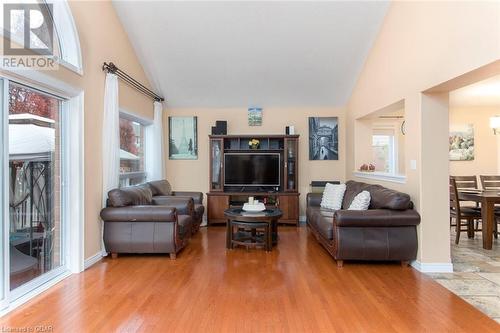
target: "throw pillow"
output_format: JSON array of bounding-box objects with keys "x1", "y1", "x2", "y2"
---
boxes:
[
  {"x1": 348, "y1": 190, "x2": 371, "y2": 210},
  {"x1": 320, "y1": 183, "x2": 346, "y2": 210}
]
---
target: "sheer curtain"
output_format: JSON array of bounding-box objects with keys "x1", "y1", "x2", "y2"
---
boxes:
[
  {"x1": 145, "y1": 101, "x2": 165, "y2": 181},
  {"x1": 101, "y1": 73, "x2": 119, "y2": 253}
]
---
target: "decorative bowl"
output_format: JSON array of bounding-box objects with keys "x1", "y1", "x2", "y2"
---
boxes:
[{"x1": 242, "y1": 203, "x2": 266, "y2": 212}]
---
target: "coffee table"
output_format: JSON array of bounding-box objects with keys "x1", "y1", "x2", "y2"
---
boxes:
[{"x1": 224, "y1": 207, "x2": 283, "y2": 251}]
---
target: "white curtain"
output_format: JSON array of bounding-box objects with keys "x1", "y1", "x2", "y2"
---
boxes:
[
  {"x1": 145, "y1": 101, "x2": 165, "y2": 181},
  {"x1": 101, "y1": 73, "x2": 119, "y2": 253}
]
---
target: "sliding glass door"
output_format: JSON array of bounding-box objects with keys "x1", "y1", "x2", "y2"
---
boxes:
[
  {"x1": 0, "y1": 78, "x2": 68, "y2": 309},
  {"x1": 8, "y1": 82, "x2": 64, "y2": 291}
]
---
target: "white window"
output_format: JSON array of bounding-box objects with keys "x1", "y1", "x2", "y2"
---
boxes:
[
  {"x1": 119, "y1": 113, "x2": 148, "y2": 187},
  {"x1": 372, "y1": 132, "x2": 396, "y2": 174}
]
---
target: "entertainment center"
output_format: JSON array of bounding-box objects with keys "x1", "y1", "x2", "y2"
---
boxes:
[{"x1": 207, "y1": 134, "x2": 300, "y2": 225}]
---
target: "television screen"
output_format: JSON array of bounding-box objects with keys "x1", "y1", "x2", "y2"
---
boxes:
[{"x1": 224, "y1": 153, "x2": 280, "y2": 186}]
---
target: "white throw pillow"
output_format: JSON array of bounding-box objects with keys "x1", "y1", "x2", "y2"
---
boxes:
[
  {"x1": 348, "y1": 191, "x2": 371, "y2": 210},
  {"x1": 320, "y1": 183, "x2": 346, "y2": 210}
]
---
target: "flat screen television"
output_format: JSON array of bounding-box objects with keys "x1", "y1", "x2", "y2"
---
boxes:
[{"x1": 224, "y1": 153, "x2": 280, "y2": 187}]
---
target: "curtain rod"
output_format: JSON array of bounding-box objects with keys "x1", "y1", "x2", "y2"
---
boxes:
[{"x1": 102, "y1": 62, "x2": 165, "y2": 102}]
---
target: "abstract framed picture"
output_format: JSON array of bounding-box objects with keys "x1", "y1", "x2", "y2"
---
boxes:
[
  {"x1": 169, "y1": 116, "x2": 198, "y2": 160},
  {"x1": 309, "y1": 117, "x2": 339, "y2": 160},
  {"x1": 449, "y1": 124, "x2": 474, "y2": 161},
  {"x1": 248, "y1": 107, "x2": 262, "y2": 126}
]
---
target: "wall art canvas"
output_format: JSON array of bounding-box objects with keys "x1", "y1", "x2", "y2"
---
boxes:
[
  {"x1": 248, "y1": 107, "x2": 262, "y2": 126},
  {"x1": 309, "y1": 117, "x2": 339, "y2": 160},
  {"x1": 449, "y1": 124, "x2": 474, "y2": 161},
  {"x1": 169, "y1": 116, "x2": 198, "y2": 160}
]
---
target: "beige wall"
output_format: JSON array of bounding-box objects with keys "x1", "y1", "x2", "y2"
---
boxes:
[
  {"x1": 1, "y1": 1, "x2": 154, "y2": 259},
  {"x1": 449, "y1": 107, "x2": 499, "y2": 177},
  {"x1": 165, "y1": 107, "x2": 346, "y2": 215},
  {"x1": 347, "y1": 1, "x2": 500, "y2": 264}
]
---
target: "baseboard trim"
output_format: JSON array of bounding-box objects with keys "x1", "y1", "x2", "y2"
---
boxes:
[
  {"x1": 411, "y1": 260, "x2": 453, "y2": 273},
  {"x1": 84, "y1": 252, "x2": 104, "y2": 270}
]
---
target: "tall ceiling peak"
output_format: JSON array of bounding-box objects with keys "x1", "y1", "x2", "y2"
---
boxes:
[{"x1": 113, "y1": 1, "x2": 389, "y2": 108}]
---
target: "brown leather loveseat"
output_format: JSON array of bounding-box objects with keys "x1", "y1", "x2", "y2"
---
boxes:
[
  {"x1": 307, "y1": 180, "x2": 421, "y2": 267},
  {"x1": 100, "y1": 180, "x2": 204, "y2": 259}
]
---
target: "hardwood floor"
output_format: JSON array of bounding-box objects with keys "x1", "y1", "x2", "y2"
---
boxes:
[{"x1": 1, "y1": 226, "x2": 499, "y2": 332}]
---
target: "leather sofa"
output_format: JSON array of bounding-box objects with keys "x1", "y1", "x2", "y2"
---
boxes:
[
  {"x1": 147, "y1": 180, "x2": 205, "y2": 234},
  {"x1": 306, "y1": 180, "x2": 421, "y2": 267},
  {"x1": 100, "y1": 183, "x2": 195, "y2": 259}
]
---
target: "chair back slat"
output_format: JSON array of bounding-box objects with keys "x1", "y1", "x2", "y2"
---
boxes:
[
  {"x1": 480, "y1": 175, "x2": 500, "y2": 190},
  {"x1": 450, "y1": 176, "x2": 479, "y2": 190},
  {"x1": 449, "y1": 178, "x2": 461, "y2": 214}
]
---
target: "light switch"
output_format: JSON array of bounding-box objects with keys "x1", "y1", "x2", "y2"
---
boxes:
[{"x1": 410, "y1": 160, "x2": 417, "y2": 170}]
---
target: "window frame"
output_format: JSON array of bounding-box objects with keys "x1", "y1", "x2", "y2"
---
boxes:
[
  {"x1": 118, "y1": 109, "x2": 152, "y2": 188},
  {"x1": 0, "y1": 70, "x2": 84, "y2": 316}
]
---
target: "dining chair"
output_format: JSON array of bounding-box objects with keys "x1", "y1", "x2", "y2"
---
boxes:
[
  {"x1": 480, "y1": 175, "x2": 500, "y2": 190},
  {"x1": 450, "y1": 176, "x2": 481, "y2": 229},
  {"x1": 480, "y1": 175, "x2": 500, "y2": 238},
  {"x1": 449, "y1": 178, "x2": 482, "y2": 244},
  {"x1": 452, "y1": 175, "x2": 480, "y2": 190}
]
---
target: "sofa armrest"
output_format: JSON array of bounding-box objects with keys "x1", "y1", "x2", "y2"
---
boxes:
[
  {"x1": 172, "y1": 191, "x2": 203, "y2": 204},
  {"x1": 334, "y1": 209, "x2": 421, "y2": 227},
  {"x1": 152, "y1": 196, "x2": 194, "y2": 216},
  {"x1": 100, "y1": 206, "x2": 177, "y2": 222},
  {"x1": 306, "y1": 193, "x2": 322, "y2": 207}
]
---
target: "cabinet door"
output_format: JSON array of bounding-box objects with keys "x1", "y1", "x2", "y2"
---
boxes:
[
  {"x1": 210, "y1": 138, "x2": 224, "y2": 191},
  {"x1": 284, "y1": 138, "x2": 298, "y2": 192},
  {"x1": 207, "y1": 195, "x2": 229, "y2": 222},
  {"x1": 278, "y1": 195, "x2": 299, "y2": 225}
]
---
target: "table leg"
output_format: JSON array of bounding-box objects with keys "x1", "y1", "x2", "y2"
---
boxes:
[
  {"x1": 482, "y1": 199, "x2": 494, "y2": 250},
  {"x1": 272, "y1": 219, "x2": 278, "y2": 245},
  {"x1": 226, "y1": 219, "x2": 232, "y2": 249},
  {"x1": 267, "y1": 223, "x2": 272, "y2": 252}
]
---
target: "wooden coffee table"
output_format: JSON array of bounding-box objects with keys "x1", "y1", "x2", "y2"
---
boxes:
[{"x1": 224, "y1": 208, "x2": 283, "y2": 251}]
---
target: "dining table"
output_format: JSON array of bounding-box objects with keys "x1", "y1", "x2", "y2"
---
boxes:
[{"x1": 458, "y1": 190, "x2": 500, "y2": 250}]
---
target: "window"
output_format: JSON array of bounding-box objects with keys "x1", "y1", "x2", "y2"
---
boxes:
[
  {"x1": 119, "y1": 115, "x2": 146, "y2": 187},
  {"x1": 8, "y1": 82, "x2": 63, "y2": 290},
  {"x1": 0, "y1": 0, "x2": 83, "y2": 73},
  {"x1": 372, "y1": 133, "x2": 396, "y2": 174}
]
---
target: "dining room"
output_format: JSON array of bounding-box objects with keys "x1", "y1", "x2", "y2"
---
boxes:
[{"x1": 431, "y1": 74, "x2": 500, "y2": 322}]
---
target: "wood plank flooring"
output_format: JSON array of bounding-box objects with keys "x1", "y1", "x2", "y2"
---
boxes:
[{"x1": 1, "y1": 226, "x2": 499, "y2": 332}]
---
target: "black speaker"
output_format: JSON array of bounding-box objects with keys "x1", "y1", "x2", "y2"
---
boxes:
[
  {"x1": 212, "y1": 121, "x2": 227, "y2": 135},
  {"x1": 285, "y1": 126, "x2": 290, "y2": 135}
]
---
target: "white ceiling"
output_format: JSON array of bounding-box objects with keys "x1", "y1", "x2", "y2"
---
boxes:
[
  {"x1": 450, "y1": 75, "x2": 500, "y2": 107},
  {"x1": 113, "y1": 1, "x2": 389, "y2": 108}
]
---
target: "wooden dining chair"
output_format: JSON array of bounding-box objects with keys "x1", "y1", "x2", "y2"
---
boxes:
[
  {"x1": 452, "y1": 175, "x2": 480, "y2": 190},
  {"x1": 480, "y1": 175, "x2": 500, "y2": 190},
  {"x1": 480, "y1": 175, "x2": 500, "y2": 238},
  {"x1": 449, "y1": 178, "x2": 482, "y2": 244},
  {"x1": 449, "y1": 176, "x2": 481, "y2": 229}
]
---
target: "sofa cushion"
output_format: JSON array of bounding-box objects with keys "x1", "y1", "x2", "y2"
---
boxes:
[
  {"x1": 148, "y1": 180, "x2": 172, "y2": 196},
  {"x1": 342, "y1": 180, "x2": 412, "y2": 210},
  {"x1": 320, "y1": 183, "x2": 346, "y2": 210},
  {"x1": 348, "y1": 191, "x2": 371, "y2": 210},
  {"x1": 108, "y1": 185, "x2": 153, "y2": 207}
]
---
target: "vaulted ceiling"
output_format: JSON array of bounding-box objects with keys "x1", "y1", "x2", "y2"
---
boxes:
[{"x1": 113, "y1": 1, "x2": 389, "y2": 108}]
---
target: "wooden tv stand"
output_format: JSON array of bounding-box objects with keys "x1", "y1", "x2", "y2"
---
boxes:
[
  {"x1": 206, "y1": 192, "x2": 300, "y2": 226},
  {"x1": 207, "y1": 134, "x2": 300, "y2": 226}
]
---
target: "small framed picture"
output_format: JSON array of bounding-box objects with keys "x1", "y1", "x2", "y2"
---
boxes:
[{"x1": 248, "y1": 107, "x2": 262, "y2": 126}]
